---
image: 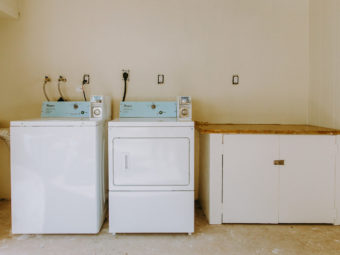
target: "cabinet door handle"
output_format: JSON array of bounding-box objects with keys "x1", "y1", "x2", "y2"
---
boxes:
[{"x1": 274, "y1": 160, "x2": 285, "y2": 166}]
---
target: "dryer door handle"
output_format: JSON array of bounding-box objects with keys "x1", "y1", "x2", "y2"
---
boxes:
[{"x1": 123, "y1": 153, "x2": 129, "y2": 170}]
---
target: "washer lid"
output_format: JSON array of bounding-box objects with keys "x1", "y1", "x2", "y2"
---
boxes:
[
  {"x1": 11, "y1": 118, "x2": 104, "y2": 127},
  {"x1": 108, "y1": 118, "x2": 194, "y2": 127}
]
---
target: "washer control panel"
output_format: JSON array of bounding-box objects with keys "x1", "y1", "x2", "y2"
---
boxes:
[
  {"x1": 41, "y1": 95, "x2": 111, "y2": 120},
  {"x1": 41, "y1": 102, "x2": 91, "y2": 118}
]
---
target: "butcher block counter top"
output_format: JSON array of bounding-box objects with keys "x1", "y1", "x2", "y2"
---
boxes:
[{"x1": 196, "y1": 123, "x2": 340, "y2": 135}]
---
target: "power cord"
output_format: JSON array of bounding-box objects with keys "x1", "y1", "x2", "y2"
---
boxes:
[
  {"x1": 82, "y1": 74, "x2": 90, "y2": 101},
  {"x1": 43, "y1": 76, "x2": 51, "y2": 101},
  {"x1": 122, "y1": 72, "x2": 129, "y2": 102},
  {"x1": 57, "y1": 76, "x2": 67, "y2": 101},
  {"x1": 82, "y1": 84, "x2": 87, "y2": 101}
]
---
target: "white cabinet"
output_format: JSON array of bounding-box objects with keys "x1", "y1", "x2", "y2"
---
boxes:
[
  {"x1": 279, "y1": 136, "x2": 335, "y2": 223},
  {"x1": 200, "y1": 133, "x2": 337, "y2": 225},
  {"x1": 336, "y1": 136, "x2": 340, "y2": 225},
  {"x1": 223, "y1": 135, "x2": 279, "y2": 223}
]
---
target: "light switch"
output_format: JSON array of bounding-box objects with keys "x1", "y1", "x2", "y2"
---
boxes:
[
  {"x1": 158, "y1": 74, "x2": 165, "y2": 85},
  {"x1": 232, "y1": 75, "x2": 239, "y2": 85}
]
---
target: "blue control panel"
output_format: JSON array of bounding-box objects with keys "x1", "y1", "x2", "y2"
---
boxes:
[
  {"x1": 119, "y1": 101, "x2": 177, "y2": 118},
  {"x1": 41, "y1": 102, "x2": 91, "y2": 118}
]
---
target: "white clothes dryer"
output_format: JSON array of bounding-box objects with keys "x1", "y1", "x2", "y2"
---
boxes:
[{"x1": 108, "y1": 118, "x2": 194, "y2": 234}]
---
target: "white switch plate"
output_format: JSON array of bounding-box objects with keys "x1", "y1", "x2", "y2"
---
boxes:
[
  {"x1": 232, "y1": 75, "x2": 239, "y2": 85},
  {"x1": 158, "y1": 74, "x2": 165, "y2": 85}
]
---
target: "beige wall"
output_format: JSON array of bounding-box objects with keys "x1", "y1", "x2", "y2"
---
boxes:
[
  {"x1": 0, "y1": 0, "x2": 18, "y2": 18},
  {"x1": 0, "y1": 0, "x2": 310, "y2": 198},
  {"x1": 309, "y1": 0, "x2": 340, "y2": 129}
]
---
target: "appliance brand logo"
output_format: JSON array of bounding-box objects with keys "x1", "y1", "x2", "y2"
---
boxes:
[
  {"x1": 123, "y1": 104, "x2": 132, "y2": 108},
  {"x1": 46, "y1": 104, "x2": 55, "y2": 107}
]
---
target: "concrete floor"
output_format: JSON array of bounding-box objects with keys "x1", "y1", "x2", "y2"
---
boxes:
[{"x1": 1, "y1": 200, "x2": 340, "y2": 255}]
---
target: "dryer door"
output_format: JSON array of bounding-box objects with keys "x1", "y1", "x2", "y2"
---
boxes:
[{"x1": 113, "y1": 137, "x2": 190, "y2": 186}]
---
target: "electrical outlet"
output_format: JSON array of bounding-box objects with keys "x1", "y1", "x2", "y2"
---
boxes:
[
  {"x1": 83, "y1": 74, "x2": 90, "y2": 85},
  {"x1": 58, "y1": 75, "x2": 67, "y2": 82},
  {"x1": 122, "y1": 70, "x2": 130, "y2": 81},
  {"x1": 44, "y1": 76, "x2": 51, "y2": 82}
]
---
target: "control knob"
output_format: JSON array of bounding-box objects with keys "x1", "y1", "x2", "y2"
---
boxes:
[
  {"x1": 181, "y1": 108, "x2": 189, "y2": 116},
  {"x1": 93, "y1": 108, "x2": 102, "y2": 116}
]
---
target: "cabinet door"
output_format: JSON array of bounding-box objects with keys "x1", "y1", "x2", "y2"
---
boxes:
[
  {"x1": 223, "y1": 135, "x2": 279, "y2": 223},
  {"x1": 279, "y1": 135, "x2": 335, "y2": 223}
]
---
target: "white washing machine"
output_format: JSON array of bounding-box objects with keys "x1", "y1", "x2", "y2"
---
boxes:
[
  {"x1": 11, "y1": 118, "x2": 107, "y2": 234},
  {"x1": 108, "y1": 118, "x2": 194, "y2": 234}
]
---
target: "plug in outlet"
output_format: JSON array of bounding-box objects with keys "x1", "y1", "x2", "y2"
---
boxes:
[
  {"x1": 58, "y1": 75, "x2": 67, "y2": 82},
  {"x1": 122, "y1": 70, "x2": 130, "y2": 81},
  {"x1": 83, "y1": 74, "x2": 90, "y2": 85},
  {"x1": 44, "y1": 76, "x2": 51, "y2": 83}
]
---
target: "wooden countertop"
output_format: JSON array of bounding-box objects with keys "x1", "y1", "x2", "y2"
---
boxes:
[{"x1": 196, "y1": 123, "x2": 340, "y2": 135}]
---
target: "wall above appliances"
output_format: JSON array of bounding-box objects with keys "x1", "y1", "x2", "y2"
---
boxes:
[
  {"x1": 0, "y1": 0, "x2": 311, "y2": 199},
  {"x1": 0, "y1": 0, "x2": 19, "y2": 19}
]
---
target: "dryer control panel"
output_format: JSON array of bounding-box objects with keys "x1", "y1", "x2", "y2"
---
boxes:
[{"x1": 119, "y1": 101, "x2": 177, "y2": 118}]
